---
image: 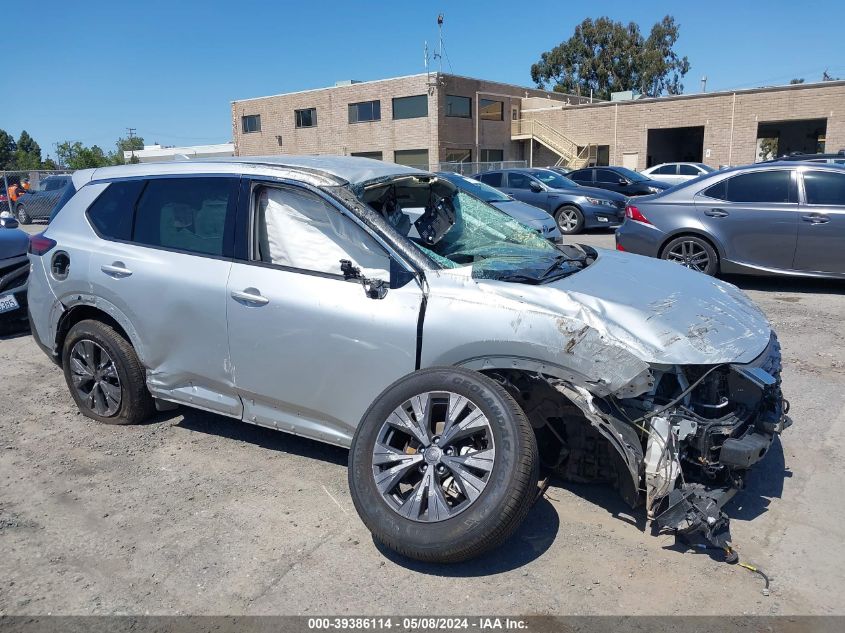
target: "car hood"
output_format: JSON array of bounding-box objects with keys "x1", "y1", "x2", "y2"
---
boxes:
[
  {"x1": 490, "y1": 199, "x2": 551, "y2": 223},
  {"x1": 487, "y1": 248, "x2": 771, "y2": 366},
  {"x1": 0, "y1": 227, "x2": 29, "y2": 260}
]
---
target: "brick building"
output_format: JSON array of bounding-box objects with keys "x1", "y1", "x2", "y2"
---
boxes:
[
  {"x1": 230, "y1": 73, "x2": 585, "y2": 169},
  {"x1": 232, "y1": 74, "x2": 845, "y2": 171}
]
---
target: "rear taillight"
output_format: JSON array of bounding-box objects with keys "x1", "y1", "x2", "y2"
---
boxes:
[
  {"x1": 28, "y1": 233, "x2": 57, "y2": 255},
  {"x1": 625, "y1": 205, "x2": 651, "y2": 225},
  {"x1": 616, "y1": 242, "x2": 626, "y2": 251}
]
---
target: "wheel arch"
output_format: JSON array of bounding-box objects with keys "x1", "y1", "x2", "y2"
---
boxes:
[
  {"x1": 55, "y1": 300, "x2": 146, "y2": 365},
  {"x1": 658, "y1": 229, "x2": 724, "y2": 260}
]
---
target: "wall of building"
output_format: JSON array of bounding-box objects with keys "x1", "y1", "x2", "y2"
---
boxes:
[
  {"x1": 522, "y1": 81, "x2": 845, "y2": 169},
  {"x1": 232, "y1": 74, "x2": 438, "y2": 165}
]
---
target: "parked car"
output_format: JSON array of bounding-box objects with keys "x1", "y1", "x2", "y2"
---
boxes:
[
  {"x1": 473, "y1": 168, "x2": 626, "y2": 234},
  {"x1": 616, "y1": 162, "x2": 845, "y2": 278},
  {"x1": 436, "y1": 172, "x2": 561, "y2": 241},
  {"x1": 640, "y1": 162, "x2": 715, "y2": 186},
  {"x1": 769, "y1": 150, "x2": 845, "y2": 165},
  {"x1": 566, "y1": 166, "x2": 673, "y2": 196},
  {"x1": 0, "y1": 214, "x2": 30, "y2": 331},
  {"x1": 15, "y1": 174, "x2": 73, "y2": 224},
  {"x1": 29, "y1": 156, "x2": 790, "y2": 562}
]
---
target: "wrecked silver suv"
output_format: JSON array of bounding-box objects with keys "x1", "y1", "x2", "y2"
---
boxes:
[{"x1": 27, "y1": 156, "x2": 790, "y2": 562}]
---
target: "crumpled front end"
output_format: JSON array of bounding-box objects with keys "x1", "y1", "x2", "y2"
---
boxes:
[{"x1": 547, "y1": 332, "x2": 790, "y2": 548}]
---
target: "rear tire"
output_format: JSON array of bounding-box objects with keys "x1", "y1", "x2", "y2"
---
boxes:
[
  {"x1": 661, "y1": 235, "x2": 719, "y2": 276},
  {"x1": 554, "y1": 205, "x2": 584, "y2": 234},
  {"x1": 349, "y1": 367, "x2": 538, "y2": 563},
  {"x1": 15, "y1": 205, "x2": 31, "y2": 225},
  {"x1": 62, "y1": 320, "x2": 154, "y2": 425}
]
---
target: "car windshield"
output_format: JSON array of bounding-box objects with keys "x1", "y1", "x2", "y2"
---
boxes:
[
  {"x1": 527, "y1": 170, "x2": 577, "y2": 188},
  {"x1": 615, "y1": 167, "x2": 649, "y2": 182},
  {"x1": 440, "y1": 174, "x2": 511, "y2": 202},
  {"x1": 415, "y1": 190, "x2": 592, "y2": 283}
]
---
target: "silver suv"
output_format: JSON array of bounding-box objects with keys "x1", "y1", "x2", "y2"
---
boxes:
[{"x1": 28, "y1": 156, "x2": 791, "y2": 562}]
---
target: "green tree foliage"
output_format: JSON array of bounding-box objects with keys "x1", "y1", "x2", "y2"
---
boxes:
[
  {"x1": 14, "y1": 130, "x2": 42, "y2": 170},
  {"x1": 530, "y1": 16, "x2": 690, "y2": 100},
  {"x1": 55, "y1": 141, "x2": 114, "y2": 169},
  {"x1": 0, "y1": 129, "x2": 17, "y2": 169},
  {"x1": 790, "y1": 78, "x2": 805, "y2": 84},
  {"x1": 113, "y1": 135, "x2": 145, "y2": 164}
]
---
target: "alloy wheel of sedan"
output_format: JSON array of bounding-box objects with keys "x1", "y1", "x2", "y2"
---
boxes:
[
  {"x1": 69, "y1": 339, "x2": 122, "y2": 417},
  {"x1": 665, "y1": 239, "x2": 712, "y2": 273},
  {"x1": 554, "y1": 205, "x2": 584, "y2": 234},
  {"x1": 372, "y1": 390, "x2": 496, "y2": 522}
]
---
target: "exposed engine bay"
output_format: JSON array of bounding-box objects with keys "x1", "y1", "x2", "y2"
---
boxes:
[{"x1": 487, "y1": 333, "x2": 791, "y2": 549}]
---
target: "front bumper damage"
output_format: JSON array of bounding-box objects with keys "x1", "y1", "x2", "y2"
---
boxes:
[{"x1": 534, "y1": 333, "x2": 790, "y2": 549}]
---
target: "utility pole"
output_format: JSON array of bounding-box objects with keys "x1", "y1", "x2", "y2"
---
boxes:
[{"x1": 127, "y1": 127, "x2": 137, "y2": 162}]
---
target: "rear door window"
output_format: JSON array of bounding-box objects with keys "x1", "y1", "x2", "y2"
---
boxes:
[
  {"x1": 678, "y1": 164, "x2": 700, "y2": 176},
  {"x1": 477, "y1": 172, "x2": 502, "y2": 187},
  {"x1": 803, "y1": 170, "x2": 845, "y2": 206},
  {"x1": 132, "y1": 177, "x2": 238, "y2": 257},
  {"x1": 568, "y1": 169, "x2": 593, "y2": 184}
]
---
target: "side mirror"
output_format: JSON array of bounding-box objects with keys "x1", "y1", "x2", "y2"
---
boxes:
[
  {"x1": 529, "y1": 181, "x2": 543, "y2": 193},
  {"x1": 340, "y1": 259, "x2": 389, "y2": 300},
  {"x1": 618, "y1": 178, "x2": 629, "y2": 185}
]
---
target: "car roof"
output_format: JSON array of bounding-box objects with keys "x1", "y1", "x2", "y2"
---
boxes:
[{"x1": 78, "y1": 155, "x2": 429, "y2": 189}]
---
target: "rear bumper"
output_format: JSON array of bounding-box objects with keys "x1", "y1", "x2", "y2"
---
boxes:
[{"x1": 614, "y1": 219, "x2": 665, "y2": 257}]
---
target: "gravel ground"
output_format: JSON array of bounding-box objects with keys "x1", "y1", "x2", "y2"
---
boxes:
[{"x1": 1, "y1": 227, "x2": 844, "y2": 615}]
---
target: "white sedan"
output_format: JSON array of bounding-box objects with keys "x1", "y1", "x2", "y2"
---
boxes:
[{"x1": 641, "y1": 162, "x2": 715, "y2": 186}]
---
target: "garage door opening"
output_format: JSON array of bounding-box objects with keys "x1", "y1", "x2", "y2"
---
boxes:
[
  {"x1": 756, "y1": 118, "x2": 827, "y2": 161},
  {"x1": 646, "y1": 126, "x2": 704, "y2": 167}
]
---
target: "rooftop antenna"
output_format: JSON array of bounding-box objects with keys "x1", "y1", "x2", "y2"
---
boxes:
[
  {"x1": 434, "y1": 14, "x2": 444, "y2": 75},
  {"x1": 701, "y1": 75, "x2": 708, "y2": 93}
]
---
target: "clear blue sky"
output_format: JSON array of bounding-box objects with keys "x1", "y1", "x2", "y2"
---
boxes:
[{"x1": 4, "y1": 0, "x2": 844, "y2": 159}]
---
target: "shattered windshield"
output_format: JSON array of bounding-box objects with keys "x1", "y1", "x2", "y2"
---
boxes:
[
  {"x1": 418, "y1": 190, "x2": 594, "y2": 283},
  {"x1": 438, "y1": 173, "x2": 511, "y2": 203}
]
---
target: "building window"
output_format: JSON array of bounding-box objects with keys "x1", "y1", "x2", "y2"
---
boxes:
[
  {"x1": 394, "y1": 149, "x2": 429, "y2": 169},
  {"x1": 442, "y1": 149, "x2": 472, "y2": 164},
  {"x1": 241, "y1": 114, "x2": 261, "y2": 134},
  {"x1": 295, "y1": 108, "x2": 317, "y2": 128},
  {"x1": 480, "y1": 149, "x2": 504, "y2": 163},
  {"x1": 348, "y1": 100, "x2": 381, "y2": 123},
  {"x1": 351, "y1": 151, "x2": 383, "y2": 160},
  {"x1": 445, "y1": 95, "x2": 471, "y2": 118},
  {"x1": 392, "y1": 95, "x2": 428, "y2": 120},
  {"x1": 480, "y1": 99, "x2": 504, "y2": 121}
]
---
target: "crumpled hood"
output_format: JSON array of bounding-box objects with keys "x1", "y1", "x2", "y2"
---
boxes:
[{"x1": 489, "y1": 248, "x2": 771, "y2": 366}]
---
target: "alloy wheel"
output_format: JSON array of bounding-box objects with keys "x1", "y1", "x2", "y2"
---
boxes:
[
  {"x1": 69, "y1": 340, "x2": 122, "y2": 417},
  {"x1": 556, "y1": 208, "x2": 580, "y2": 233},
  {"x1": 665, "y1": 240, "x2": 711, "y2": 273},
  {"x1": 372, "y1": 391, "x2": 496, "y2": 522}
]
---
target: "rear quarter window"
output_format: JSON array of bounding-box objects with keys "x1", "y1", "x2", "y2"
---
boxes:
[{"x1": 86, "y1": 180, "x2": 146, "y2": 239}]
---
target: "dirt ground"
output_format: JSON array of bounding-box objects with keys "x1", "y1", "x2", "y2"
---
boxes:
[{"x1": 1, "y1": 228, "x2": 844, "y2": 616}]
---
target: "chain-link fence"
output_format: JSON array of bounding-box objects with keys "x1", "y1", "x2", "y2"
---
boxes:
[
  {"x1": 436, "y1": 160, "x2": 527, "y2": 175},
  {"x1": 2, "y1": 170, "x2": 74, "y2": 225}
]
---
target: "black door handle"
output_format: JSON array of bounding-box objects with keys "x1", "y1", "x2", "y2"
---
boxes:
[
  {"x1": 704, "y1": 208, "x2": 729, "y2": 217},
  {"x1": 801, "y1": 213, "x2": 830, "y2": 224}
]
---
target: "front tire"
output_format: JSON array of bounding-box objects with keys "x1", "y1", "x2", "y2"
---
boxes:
[
  {"x1": 16, "y1": 205, "x2": 31, "y2": 225},
  {"x1": 62, "y1": 320, "x2": 154, "y2": 425},
  {"x1": 554, "y1": 205, "x2": 584, "y2": 234},
  {"x1": 661, "y1": 235, "x2": 719, "y2": 275},
  {"x1": 349, "y1": 367, "x2": 538, "y2": 563}
]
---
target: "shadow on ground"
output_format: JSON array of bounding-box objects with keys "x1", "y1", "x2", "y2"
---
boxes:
[{"x1": 724, "y1": 274, "x2": 845, "y2": 295}]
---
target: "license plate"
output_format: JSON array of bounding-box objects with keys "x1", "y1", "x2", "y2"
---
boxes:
[{"x1": 0, "y1": 293, "x2": 20, "y2": 314}]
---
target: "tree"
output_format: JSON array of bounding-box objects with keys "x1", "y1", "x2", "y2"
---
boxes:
[
  {"x1": 790, "y1": 78, "x2": 805, "y2": 84},
  {"x1": 114, "y1": 135, "x2": 145, "y2": 164},
  {"x1": 55, "y1": 141, "x2": 113, "y2": 169},
  {"x1": 14, "y1": 130, "x2": 42, "y2": 170},
  {"x1": 0, "y1": 129, "x2": 17, "y2": 170},
  {"x1": 530, "y1": 16, "x2": 690, "y2": 100}
]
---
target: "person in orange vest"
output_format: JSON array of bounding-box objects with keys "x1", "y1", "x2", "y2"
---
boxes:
[
  {"x1": 7, "y1": 178, "x2": 27, "y2": 204},
  {"x1": 21, "y1": 177, "x2": 30, "y2": 191}
]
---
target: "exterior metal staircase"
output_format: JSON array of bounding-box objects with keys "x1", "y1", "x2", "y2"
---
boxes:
[{"x1": 511, "y1": 118, "x2": 592, "y2": 169}]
